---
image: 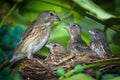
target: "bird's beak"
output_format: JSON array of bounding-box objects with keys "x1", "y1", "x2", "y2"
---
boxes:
[
  {"x1": 69, "y1": 22, "x2": 73, "y2": 26},
  {"x1": 54, "y1": 16, "x2": 61, "y2": 21},
  {"x1": 65, "y1": 26, "x2": 70, "y2": 32},
  {"x1": 45, "y1": 43, "x2": 50, "y2": 48},
  {"x1": 88, "y1": 30, "x2": 94, "y2": 35}
]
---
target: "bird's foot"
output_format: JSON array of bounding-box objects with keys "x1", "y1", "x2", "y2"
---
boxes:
[
  {"x1": 27, "y1": 55, "x2": 39, "y2": 63},
  {"x1": 27, "y1": 54, "x2": 33, "y2": 59}
]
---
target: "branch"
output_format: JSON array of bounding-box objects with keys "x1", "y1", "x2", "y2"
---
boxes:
[
  {"x1": 59, "y1": 57, "x2": 120, "y2": 80},
  {"x1": 0, "y1": 3, "x2": 18, "y2": 27}
]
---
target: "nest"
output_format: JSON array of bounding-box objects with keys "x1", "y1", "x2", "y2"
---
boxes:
[{"x1": 11, "y1": 57, "x2": 120, "y2": 80}]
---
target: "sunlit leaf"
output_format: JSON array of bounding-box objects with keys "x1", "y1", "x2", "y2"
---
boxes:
[
  {"x1": 73, "y1": 11, "x2": 83, "y2": 23},
  {"x1": 73, "y1": 0, "x2": 115, "y2": 20},
  {"x1": 63, "y1": 73, "x2": 94, "y2": 80}
]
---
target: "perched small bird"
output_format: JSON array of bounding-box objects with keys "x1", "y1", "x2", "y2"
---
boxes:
[
  {"x1": 89, "y1": 29, "x2": 112, "y2": 59},
  {"x1": 65, "y1": 23, "x2": 97, "y2": 57},
  {"x1": 44, "y1": 42, "x2": 97, "y2": 71},
  {"x1": 44, "y1": 42, "x2": 74, "y2": 66},
  {"x1": 10, "y1": 11, "x2": 60, "y2": 66},
  {"x1": 44, "y1": 42, "x2": 79, "y2": 71}
]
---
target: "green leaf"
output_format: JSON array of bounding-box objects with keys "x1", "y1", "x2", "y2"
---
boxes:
[
  {"x1": 4, "y1": 75, "x2": 13, "y2": 80},
  {"x1": 63, "y1": 73, "x2": 94, "y2": 80},
  {"x1": 13, "y1": 71, "x2": 22, "y2": 80},
  {"x1": 49, "y1": 22, "x2": 69, "y2": 47},
  {"x1": 0, "y1": 67, "x2": 11, "y2": 76},
  {"x1": 39, "y1": 0, "x2": 70, "y2": 9},
  {"x1": 73, "y1": 11, "x2": 83, "y2": 23},
  {"x1": 111, "y1": 25, "x2": 120, "y2": 32},
  {"x1": 73, "y1": 0, "x2": 115, "y2": 20},
  {"x1": 24, "y1": 0, "x2": 62, "y2": 12},
  {"x1": 110, "y1": 43, "x2": 120, "y2": 57},
  {"x1": 109, "y1": 77, "x2": 120, "y2": 80},
  {"x1": 0, "y1": 75, "x2": 4, "y2": 80},
  {"x1": 102, "y1": 74, "x2": 119, "y2": 80},
  {"x1": 18, "y1": 0, "x2": 63, "y2": 23},
  {"x1": 13, "y1": 0, "x2": 23, "y2": 3},
  {"x1": 115, "y1": 0, "x2": 120, "y2": 14}
]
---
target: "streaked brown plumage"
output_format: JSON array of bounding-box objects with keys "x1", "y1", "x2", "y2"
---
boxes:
[
  {"x1": 44, "y1": 42, "x2": 78, "y2": 70},
  {"x1": 44, "y1": 42, "x2": 71, "y2": 65},
  {"x1": 10, "y1": 11, "x2": 60, "y2": 66},
  {"x1": 65, "y1": 23, "x2": 98, "y2": 58},
  {"x1": 43, "y1": 42, "x2": 97, "y2": 71}
]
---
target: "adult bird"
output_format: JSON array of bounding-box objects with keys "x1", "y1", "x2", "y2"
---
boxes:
[{"x1": 10, "y1": 11, "x2": 60, "y2": 66}]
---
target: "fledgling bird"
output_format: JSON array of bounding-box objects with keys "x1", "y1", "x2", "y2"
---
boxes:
[
  {"x1": 44, "y1": 42, "x2": 77, "y2": 70},
  {"x1": 44, "y1": 42, "x2": 73, "y2": 66},
  {"x1": 89, "y1": 29, "x2": 112, "y2": 59},
  {"x1": 65, "y1": 23, "x2": 97, "y2": 57},
  {"x1": 10, "y1": 11, "x2": 60, "y2": 66},
  {"x1": 44, "y1": 42, "x2": 97, "y2": 71}
]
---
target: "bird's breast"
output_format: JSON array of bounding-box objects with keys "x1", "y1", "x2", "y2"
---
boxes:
[{"x1": 32, "y1": 27, "x2": 50, "y2": 54}]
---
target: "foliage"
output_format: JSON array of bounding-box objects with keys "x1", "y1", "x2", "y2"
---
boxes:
[
  {"x1": 61, "y1": 73, "x2": 94, "y2": 80},
  {"x1": 56, "y1": 68, "x2": 65, "y2": 77},
  {"x1": 0, "y1": 0, "x2": 120, "y2": 56},
  {"x1": 0, "y1": 0, "x2": 120, "y2": 80},
  {"x1": 0, "y1": 67, "x2": 22, "y2": 80},
  {"x1": 58, "y1": 61, "x2": 120, "y2": 80},
  {"x1": 0, "y1": 24, "x2": 25, "y2": 64}
]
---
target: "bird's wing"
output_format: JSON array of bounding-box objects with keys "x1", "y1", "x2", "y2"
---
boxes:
[
  {"x1": 101, "y1": 40, "x2": 112, "y2": 56},
  {"x1": 70, "y1": 38, "x2": 90, "y2": 53},
  {"x1": 74, "y1": 38, "x2": 99, "y2": 57},
  {"x1": 21, "y1": 20, "x2": 37, "y2": 40},
  {"x1": 13, "y1": 20, "x2": 37, "y2": 55},
  {"x1": 75, "y1": 38, "x2": 89, "y2": 49},
  {"x1": 67, "y1": 40, "x2": 72, "y2": 51}
]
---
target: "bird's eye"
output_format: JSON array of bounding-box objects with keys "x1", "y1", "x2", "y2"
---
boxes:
[
  {"x1": 53, "y1": 44, "x2": 57, "y2": 47},
  {"x1": 73, "y1": 24, "x2": 76, "y2": 27},
  {"x1": 95, "y1": 31, "x2": 99, "y2": 33},
  {"x1": 50, "y1": 12, "x2": 54, "y2": 16}
]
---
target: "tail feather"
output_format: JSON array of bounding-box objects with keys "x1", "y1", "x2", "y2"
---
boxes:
[
  {"x1": 9, "y1": 57, "x2": 19, "y2": 67},
  {"x1": 9, "y1": 58, "x2": 17, "y2": 67},
  {"x1": 9, "y1": 55, "x2": 26, "y2": 67}
]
